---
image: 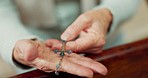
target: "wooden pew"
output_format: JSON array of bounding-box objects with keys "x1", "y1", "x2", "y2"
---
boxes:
[{"x1": 11, "y1": 38, "x2": 148, "y2": 78}]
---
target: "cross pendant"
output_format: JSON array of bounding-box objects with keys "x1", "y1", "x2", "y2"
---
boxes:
[
  {"x1": 53, "y1": 40, "x2": 72, "y2": 75},
  {"x1": 53, "y1": 40, "x2": 72, "y2": 57}
]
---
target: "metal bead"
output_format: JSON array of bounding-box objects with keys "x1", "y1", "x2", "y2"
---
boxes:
[
  {"x1": 55, "y1": 71, "x2": 59, "y2": 75},
  {"x1": 56, "y1": 64, "x2": 60, "y2": 69},
  {"x1": 67, "y1": 50, "x2": 72, "y2": 54},
  {"x1": 61, "y1": 40, "x2": 66, "y2": 42},
  {"x1": 53, "y1": 49, "x2": 59, "y2": 53},
  {"x1": 60, "y1": 52, "x2": 65, "y2": 57}
]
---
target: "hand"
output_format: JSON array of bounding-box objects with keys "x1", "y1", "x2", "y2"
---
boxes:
[
  {"x1": 61, "y1": 8, "x2": 112, "y2": 54},
  {"x1": 13, "y1": 39, "x2": 107, "y2": 77},
  {"x1": 47, "y1": 8, "x2": 112, "y2": 54}
]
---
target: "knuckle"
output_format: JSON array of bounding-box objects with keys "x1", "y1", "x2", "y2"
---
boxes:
[
  {"x1": 67, "y1": 41, "x2": 80, "y2": 52},
  {"x1": 100, "y1": 38, "x2": 106, "y2": 46},
  {"x1": 96, "y1": 38, "x2": 106, "y2": 47},
  {"x1": 75, "y1": 41, "x2": 86, "y2": 52},
  {"x1": 89, "y1": 32, "x2": 98, "y2": 46},
  {"x1": 74, "y1": 42, "x2": 80, "y2": 52}
]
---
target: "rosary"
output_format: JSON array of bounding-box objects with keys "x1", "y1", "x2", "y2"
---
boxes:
[{"x1": 53, "y1": 40, "x2": 72, "y2": 75}]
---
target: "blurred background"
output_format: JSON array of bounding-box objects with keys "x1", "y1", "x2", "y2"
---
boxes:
[
  {"x1": 105, "y1": 0, "x2": 148, "y2": 49},
  {"x1": 0, "y1": 0, "x2": 148, "y2": 77}
]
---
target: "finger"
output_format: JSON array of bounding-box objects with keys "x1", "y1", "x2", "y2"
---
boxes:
[
  {"x1": 46, "y1": 40, "x2": 71, "y2": 50},
  {"x1": 17, "y1": 40, "x2": 39, "y2": 62},
  {"x1": 32, "y1": 54, "x2": 94, "y2": 78},
  {"x1": 61, "y1": 57, "x2": 94, "y2": 77},
  {"x1": 69, "y1": 53, "x2": 108, "y2": 75},
  {"x1": 66, "y1": 33, "x2": 95, "y2": 52},
  {"x1": 45, "y1": 39, "x2": 61, "y2": 47},
  {"x1": 66, "y1": 22, "x2": 102, "y2": 52},
  {"x1": 45, "y1": 39, "x2": 63, "y2": 50},
  {"x1": 31, "y1": 47, "x2": 59, "y2": 71},
  {"x1": 61, "y1": 15, "x2": 92, "y2": 41}
]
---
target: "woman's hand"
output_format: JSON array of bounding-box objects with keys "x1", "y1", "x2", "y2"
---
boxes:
[
  {"x1": 13, "y1": 39, "x2": 107, "y2": 77},
  {"x1": 47, "y1": 8, "x2": 112, "y2": 54}
]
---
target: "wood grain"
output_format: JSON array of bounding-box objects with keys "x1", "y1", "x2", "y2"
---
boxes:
[{"x1": 10, "y1": 38, "x2": 148, "y2": 78}]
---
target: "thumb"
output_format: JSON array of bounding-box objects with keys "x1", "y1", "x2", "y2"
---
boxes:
[
  {"x1": 18, "y1": 40, "x2": 39, "y2": 62},
  {"x1": 61, "y1": 15, "x2": 91, "y2": 41}
]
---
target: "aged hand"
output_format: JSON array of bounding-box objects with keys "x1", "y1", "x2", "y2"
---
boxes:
[
  {"x1": 13, "y1": 39, "x2": 107, "y2": 77},
  {"x1": 47, "y1": 8, "x2": 112, "y2": 54}
]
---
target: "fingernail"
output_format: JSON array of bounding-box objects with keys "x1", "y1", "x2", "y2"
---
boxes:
[
  {"x1": 101, "y1": 68, "x2": 108, "y2": 75},
  {"x1": 61, "y1": 33, "x2": 70, "y2": 41}
]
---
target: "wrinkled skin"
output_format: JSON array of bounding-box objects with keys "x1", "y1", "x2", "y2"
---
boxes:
[
  {"x1": 13, "y1": 39, "x2": 107, "y2": 78},
  {"x1": 46, "y1": 8, "x2": 112, "y2": 54},
  {"x1": 13, "y1": 8, "x2": 112, "y2": 77}
]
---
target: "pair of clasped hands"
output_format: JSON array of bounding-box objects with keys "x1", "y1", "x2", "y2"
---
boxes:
[{"x1": 13, "y1": 9, "x2": 112, "y2": 78}]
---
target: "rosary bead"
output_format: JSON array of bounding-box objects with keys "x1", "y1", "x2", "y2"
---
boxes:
[
  {"x1": 55, "y1": 71, "x2": 59, "y2": 75},
  {"x1": 56, "y1": 64, "x2": 60, "y2": 69},
  {"x1": 61, "y1": 40, "x2": 66, "y2": 43},
  {"x1": 54, "y1": 49, "x2": 59, "y2": 53},
  {"x1": 60, "y1": 52, "x2": 65, "y2": 57},
  {"x1": 67, "y1": 50, "x2": 72, "y2": 54}
]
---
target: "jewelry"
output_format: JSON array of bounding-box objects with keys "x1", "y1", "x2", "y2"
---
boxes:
[{"x1": 53, "y1": 40, "x2": 72, "y2": 75}]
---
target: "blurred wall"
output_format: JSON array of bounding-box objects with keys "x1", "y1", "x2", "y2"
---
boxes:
[
  {"x1": 105, "y1": 0, "x2": 148, "y2": 48},
  {"x1": 120, "y1": 0, "x2": 148, "y2": 43}
]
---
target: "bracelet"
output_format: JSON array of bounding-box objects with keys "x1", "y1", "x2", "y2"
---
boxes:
[{"x1": 53, "y1": 40, "x2": 72, "y2": 75}]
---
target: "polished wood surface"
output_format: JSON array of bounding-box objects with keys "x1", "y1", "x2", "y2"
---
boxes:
[{"x1": 11, "y1": 38, "x2": 148, "y2": 78}]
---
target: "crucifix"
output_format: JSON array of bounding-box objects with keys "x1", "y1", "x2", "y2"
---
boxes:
[{"x1": 53, "y1": 40, "x2": 72, "y2": 75}]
